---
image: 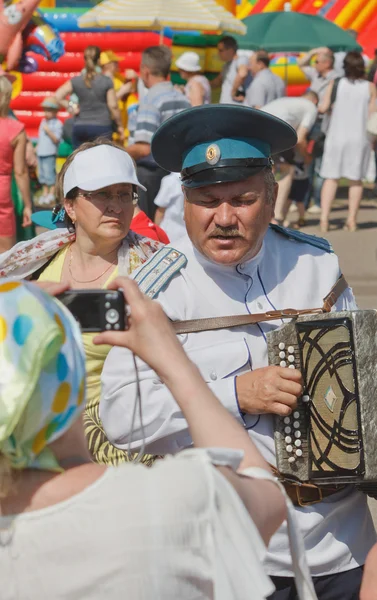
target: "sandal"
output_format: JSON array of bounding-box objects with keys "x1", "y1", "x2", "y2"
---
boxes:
[{"x1": 343, "y1": 222, "x2": 357, "y2": 232}]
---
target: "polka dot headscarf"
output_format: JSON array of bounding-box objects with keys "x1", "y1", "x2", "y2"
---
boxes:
[{"x1": 0, "y1": 280, "x2": 86, "y2": 472}]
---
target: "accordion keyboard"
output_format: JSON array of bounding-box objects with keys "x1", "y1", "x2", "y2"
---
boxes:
[{"x1": 274, "y1": 340, "x2": 310, "y2": 477}]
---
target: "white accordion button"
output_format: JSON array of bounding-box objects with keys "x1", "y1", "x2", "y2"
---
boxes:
[
  {"x1": 283, "y1": 417, "x2": 291, "y2": 424},
  {"x1": 288, "y1": 346, "x2": 295, "y2": 354},
  {"x1": 279, "y1": 351, "x2": 286, "y2": 359},
  {"x1": 302, "y1": 395, "x2": 310, "y2": 403},
  {"x1": 295, "y1": 449, "x2": 303, "y2": 457},
  {"x1": 286, "y1": 445, "x2": 293, "y2": 453},
  {"x1": 288, "y1": 355, "x2": 295, "y2": 363},
  {"x1": 293, "y1": 421, "x2": 300, "y2": 428},
  {"x1": 293, "y1": 411, "x2": 300, "y2": 419},
  {"x1": 280, "y1": 360, "x2": 287, "y2": 368},
  {"x1": 294, "y1": 431, "x2": 301, "y2": 438},
  {"x1": 285, "y1": 436, "x2": 292, "y2": 443},
  {"x1": 295, "y1": 440, "x2": 302, "y2": 447},
  {"x1": 284, "y1": 426, "x2": 292, "y2": 434},
  {"x1": 278, "y1": 342, "x2": 285, "y2": 350},
  {"x1": 288, "y1": 364, "x2": 295, "y2": 369},
  {"x1": 288, "y1": 456, "x2": 295, "y2": 463}
]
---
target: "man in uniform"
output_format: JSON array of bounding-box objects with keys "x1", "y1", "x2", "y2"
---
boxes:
[{"x1": 100, "y1": 105, "x2": 375, "y2": 600}]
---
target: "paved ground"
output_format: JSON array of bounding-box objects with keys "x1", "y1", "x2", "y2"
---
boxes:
[{"x1": 289, "y1": 189, "x2": 377, "y2": 528}]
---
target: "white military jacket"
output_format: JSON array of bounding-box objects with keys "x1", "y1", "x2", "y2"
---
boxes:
[{"x1": 101, "y1": 226, "x2": 376, "y2": 577}]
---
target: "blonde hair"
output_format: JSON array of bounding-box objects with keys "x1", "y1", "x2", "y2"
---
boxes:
[
  {"x1": 0, "y1": 76, "x2": 13, "y2": 118},
  {"x1": 83, "y1": 45, "x2": 101, "y2": 88}
]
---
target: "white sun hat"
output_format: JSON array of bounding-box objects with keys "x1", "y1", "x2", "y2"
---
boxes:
[
  {"x1": 175, "y1": 51, "x2": 202, "y2": 73},
  {"x1": 63, "y1": 145, "x2": 146, "y2": 196}
]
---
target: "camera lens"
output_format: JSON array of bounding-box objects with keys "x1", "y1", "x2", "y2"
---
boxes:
[{"x1": 105, "y1": 308, "x2": 119, "y2": 324}]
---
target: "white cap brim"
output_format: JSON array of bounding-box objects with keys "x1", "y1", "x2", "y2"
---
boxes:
[
  {"x1": 63, "y1": 145, "x2": 147, "y2": 197},
  {"x1": 175, "y1": 61, "x2": 201, "y2": 72}
]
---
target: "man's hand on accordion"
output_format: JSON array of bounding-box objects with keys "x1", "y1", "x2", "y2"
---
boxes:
[{"x1": 235, "y1": 366, "x2": 303, "y2": 417}]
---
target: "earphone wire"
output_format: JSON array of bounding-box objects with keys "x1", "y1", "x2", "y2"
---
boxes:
[{"x1": 127, "y1": 352, "x2": 146, "y2": 463}]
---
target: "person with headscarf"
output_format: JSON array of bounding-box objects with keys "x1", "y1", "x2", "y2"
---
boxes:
[{"x1": 0, "y1": 276, "x2": 315, "y2": 600}]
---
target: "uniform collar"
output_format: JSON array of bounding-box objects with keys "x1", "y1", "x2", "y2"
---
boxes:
[{"x1": 192, "y1": 236, "x2": 266, "y2": 274}]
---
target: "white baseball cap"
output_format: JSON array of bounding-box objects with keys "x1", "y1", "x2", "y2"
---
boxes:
[
  {"x1": 63, "y1": 145, "x2": 146, "y2": 196},
  {"x1": 175, "y1": 51, "x2": 202, "y2": 73}
]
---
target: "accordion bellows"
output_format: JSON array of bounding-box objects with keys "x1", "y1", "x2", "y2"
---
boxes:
[{"x1": 267, "y1": 310, "x2": 377, "y2": 497}]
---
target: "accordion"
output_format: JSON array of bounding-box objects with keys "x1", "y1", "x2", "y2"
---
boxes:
[{"x1": 267, "y1": 310, "x2": 377, "y2": 497}]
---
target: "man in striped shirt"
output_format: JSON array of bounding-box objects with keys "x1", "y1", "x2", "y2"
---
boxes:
[{"x1": 126, "y1": 46, "x2": 190, "y2": 219}]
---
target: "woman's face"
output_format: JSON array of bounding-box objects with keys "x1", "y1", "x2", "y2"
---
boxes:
[{"x1": 64, "y1": 183, "x2": 135, "y2": 244}]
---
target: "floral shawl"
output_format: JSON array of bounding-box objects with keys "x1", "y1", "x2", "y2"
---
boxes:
[{"x1": 0, "y1": 228, "x2": 163, "y2": 280}]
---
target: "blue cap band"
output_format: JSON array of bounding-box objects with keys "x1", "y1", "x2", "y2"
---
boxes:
[{"x1": 182, "y1": 137, "x2": 271, "y2": 170}]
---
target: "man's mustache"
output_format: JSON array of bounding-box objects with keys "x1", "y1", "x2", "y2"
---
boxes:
[{"x1": 209, "y1": 227, "x2": 243, "y2": 239}]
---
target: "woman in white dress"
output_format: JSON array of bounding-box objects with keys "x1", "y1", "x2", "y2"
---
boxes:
[
  {"x1": 319, "y1": 52, "x2": 376, "y2": 231},
  {"x1": 175, "y1": 51, "x2": 212, "y2": 106},
  {"x1": 0, "y1": 277, "x2": 317, "y2": 600}
]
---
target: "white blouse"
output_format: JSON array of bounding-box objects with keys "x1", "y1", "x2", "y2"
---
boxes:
[{"x1": 0, "y1": 449, "x2": 315, "y2": 600}]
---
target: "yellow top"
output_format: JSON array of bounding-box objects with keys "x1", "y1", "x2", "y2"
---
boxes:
[{"x1": 38, "y1": 246, "x2": 118, "y2": 413}]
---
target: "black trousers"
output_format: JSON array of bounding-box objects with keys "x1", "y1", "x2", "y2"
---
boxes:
[
  {"x1": 136, "y1": 164, "x2": 168, "y2": 220},
  {"x1": 268, "y1": 566, "x2": 363, "y2": 600}
]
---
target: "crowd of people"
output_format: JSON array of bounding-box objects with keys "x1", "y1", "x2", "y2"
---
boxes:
[{"x1": 1, "y1": 32, "x2": 377, "y2": 600}]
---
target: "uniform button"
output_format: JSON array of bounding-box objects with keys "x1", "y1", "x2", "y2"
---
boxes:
[
  {"x1": 153, "y1": 379, "x2": 161, "y2": 385},
  {"x1": 210, "y1": 371, "x2": 217, "y2": 381},
  {"x1": 257, "y1": 301, "x2": 263, "y2": 310}
]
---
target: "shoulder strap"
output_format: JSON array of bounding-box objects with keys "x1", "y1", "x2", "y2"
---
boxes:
[
  {"x1": 330, "y1": 77, "x2": 341, "y2": 107},
  {"x1": 269, "y1": 223, "x2": 333, "y2": 253},
  {"x1": 172, "y1": 275, "x2": 348, "y2": 335},
  {"x1": 133, "y1": 247, "x2": 187, "y2": 298}
]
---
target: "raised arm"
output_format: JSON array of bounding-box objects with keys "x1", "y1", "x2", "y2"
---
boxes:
[
  {"x1": 55, "y1": 80, "x2": 73, "y2": 111},
  {"x1": 94, "y1": 277, "x2": 286, "y2": 543}
]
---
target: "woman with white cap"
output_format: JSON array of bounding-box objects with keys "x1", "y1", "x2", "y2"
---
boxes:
[
  {"x1": 0, "y1": 138, "x2": 161, "y2": 465},
  {"x1": 175, "y1": 51, "x2": 212, "y2": 107}
]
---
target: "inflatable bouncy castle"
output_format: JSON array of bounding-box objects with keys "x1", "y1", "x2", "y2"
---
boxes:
[{"x1": 7, "y1": 3, "x2": 171, "y2": 139}]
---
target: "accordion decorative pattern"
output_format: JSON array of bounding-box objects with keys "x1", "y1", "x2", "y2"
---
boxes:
[{"x1": 267, "y1": 310, "x2": 377, "y2": 495}]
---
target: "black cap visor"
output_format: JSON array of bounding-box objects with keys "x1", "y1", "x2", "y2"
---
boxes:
[{"x1": 181, "y1": 165, "x2": 270, "y2": 188}]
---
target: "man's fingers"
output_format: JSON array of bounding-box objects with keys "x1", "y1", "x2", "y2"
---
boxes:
[
  {"x1": 275, "y1": 392, "x2": 298, "y2": 410},
  {"x1": 272, "y1": 402, "x2": 295, "y2": 417},
  {"x1": 277, "y1": 366, "x2": 303, "y2": 383},
  {"x1": 278, "y1": 379, "x2": 303, "y2": 398}
]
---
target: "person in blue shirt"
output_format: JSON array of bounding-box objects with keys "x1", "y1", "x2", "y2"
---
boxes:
[{"x1": 37, "y1": 98, "x2": 63, "y2": 205}]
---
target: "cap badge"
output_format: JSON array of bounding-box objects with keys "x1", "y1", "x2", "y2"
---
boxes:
[{"x1": 205, "y1": 144, "x2": 221, "y2": 165}]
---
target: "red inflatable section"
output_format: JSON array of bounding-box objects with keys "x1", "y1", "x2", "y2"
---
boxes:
[{"x1": 11, "y1": 31, "x2": 171, "y2": 139}]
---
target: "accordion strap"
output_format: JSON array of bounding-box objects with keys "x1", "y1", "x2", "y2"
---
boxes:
[{"x1": 172, "y1": 275, "x2": 348, "y2": 335}]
